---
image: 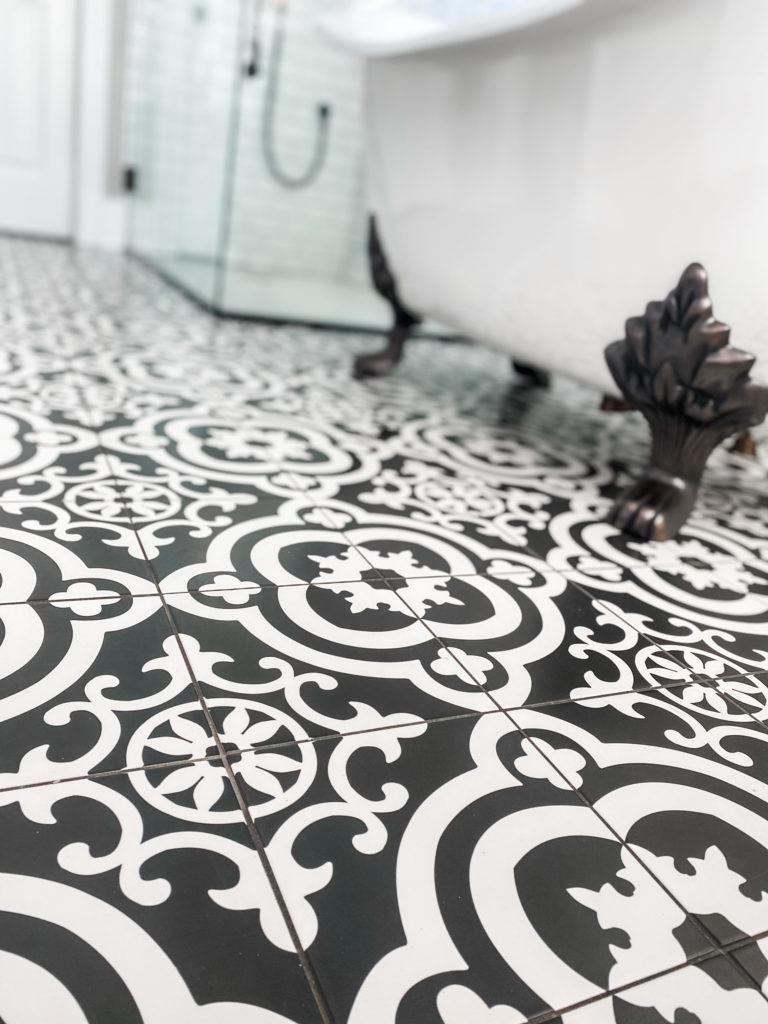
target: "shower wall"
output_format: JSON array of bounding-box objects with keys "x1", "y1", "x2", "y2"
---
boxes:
[
  {"x1": 126, "y1": 0, "x2": 242, "y2": 305},
  {"x1": 127, "y1": 0, "x2": 389, "y2": 328},
  {"x1": 226, "y1": 0, "x2": 369, "y2": 288}
]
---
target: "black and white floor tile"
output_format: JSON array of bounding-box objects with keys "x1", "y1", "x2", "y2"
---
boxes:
[{"x1": 2, "y1": 237, "x2": 768, "y2": 1022}]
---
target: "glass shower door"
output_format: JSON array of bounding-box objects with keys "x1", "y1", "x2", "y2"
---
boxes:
[
  {"x1": 127, "y1": 0, "x2": 399, "y2": 331},
  {"x1": 219, "y1": 0, "x2": 390, "y2": 329},
  {"x1": 127, "y1": 0, "x2": 242, "y2": 308}
]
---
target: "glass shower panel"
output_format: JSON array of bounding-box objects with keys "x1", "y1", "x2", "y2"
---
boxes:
[
  {"x1": 127, "y1": 0, "x2": 241, "y2": 307},
  {"x1": 220, "y1": 0, "x2": 389, "y2": 328},
  {"x1": 127, "y1": 0, "x2": 401, "y2": 330}
]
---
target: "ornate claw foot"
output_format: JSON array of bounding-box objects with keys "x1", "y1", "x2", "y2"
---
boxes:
[
  {"x1": 605, "y1": 263, "x2": 768, "y2": 541},
  {"x1": 512, "y1": 360, "x2": 551, "y2": 387},
  {"x1": 608, "y1": 468, "x2": 697, "y2": 541},
  {"x1": 354, "y1": 216, "x2": 421, "y2": 379},
  {"x1": 600, "y1": 395, "x2": 632, "y2": 413},
  {"x1": 731, "y1": 430, "x2": 758, "y2": 457}
]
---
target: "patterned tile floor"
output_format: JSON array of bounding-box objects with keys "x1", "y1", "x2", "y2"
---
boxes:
[{"x1": 2, "y1": 237, "x2": 768, "y2": 1023}]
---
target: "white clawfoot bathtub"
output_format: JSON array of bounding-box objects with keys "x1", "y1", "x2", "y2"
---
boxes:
[
  {"x1": 322, "y1": 0, "x2": 768, "y2": 541},
  {"x1": 322, "y1": 0, "x2": 768, "y2": 394}
]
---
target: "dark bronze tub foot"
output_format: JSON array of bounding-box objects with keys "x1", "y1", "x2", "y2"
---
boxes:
[
  {"x1": 730, "y1": 430, "x2": 758, "y2": 457},
  {"x1": 354, "y1": 216, "x2": 421, "y2": 379},
  {"x1": 354, "y1": 319, "x2": 416, "y2": 379},
  {"x1": 512, "y1": 360, "x2": 551, "y2": 387},
  {"x1": 609, "y1": 467, "x2": 698, "y2": 543},
  {"x1": 600, "y1": 395, "x2": 632, "y2": 413},
  {"x1": 605, "y1": 263, "x2": 768, "y2": 541}
]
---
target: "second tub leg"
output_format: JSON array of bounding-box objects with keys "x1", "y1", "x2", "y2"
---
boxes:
[{"x1": 354, "y1": 216, "x2": 421, "y2": 379}]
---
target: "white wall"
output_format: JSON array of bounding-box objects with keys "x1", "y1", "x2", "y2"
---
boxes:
[
  {"x1": 72, "y1": 0, "x2": 130, "y2": 251},
  {"x1": 0, "y1": 0, "x2": 76, "y2": 238}
]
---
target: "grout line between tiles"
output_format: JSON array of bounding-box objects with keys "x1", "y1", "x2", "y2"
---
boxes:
[
  {"x1": 150, "y1": 588, "x2": 337, "y2": 1024},
  {"x1": 0, "y1": 750, "x2": 228, "y2": 795},
  {"x1": 499, "y1": 704, "x2": 755, "y2": 971},
  {"x1": 0, "y1": 676, "x2": 723, "y2": 797},
  {"x1": 222, "y1": 761, "x2": 336, "y2": 1024},
  {"x1": 526, "y1": 940, "x2": 767, "y2": 1022},
  {"x1": 73, "y1": 377, "x2": 336, "y2": 1021}
]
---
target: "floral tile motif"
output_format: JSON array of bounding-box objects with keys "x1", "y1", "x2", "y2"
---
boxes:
[
  {"x1": 0, "y1": 496, "x2": 156, "y2": 602},
  {"x1": 566, "y1": 563, "x2": 768, "y2": 685},
  {"x1": 0, "y1": 594, "x2": 222, "y2": 787},
  {"x1": 510, "y1": 696, "x2": 768, "y2": 946},
  {"x1": 711, "y1": 673, "x2": 768, "y2": 727},
  {"x1": 0, "y1": 764, "x2": 324, "y2": 1023},
  {"x1": 164, "y1": 580, "x2": 502, "y2": 740},
  {"x1": 242, "y1": 712, "x2": 715, "y2": 1024},
  {"x1": 269, "y1": 504, "x2": 691, "y2": 707},
  {"x1": 0, "y1": 404, "x2": 107, "y2": 499},
  {"x1": 96, "y1": 397, "x2": 393, "y2": 496}
]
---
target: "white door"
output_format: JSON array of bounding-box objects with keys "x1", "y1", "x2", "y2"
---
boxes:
[{"x1": 0, "y1": 0, "x2": 76, "y2": 237}]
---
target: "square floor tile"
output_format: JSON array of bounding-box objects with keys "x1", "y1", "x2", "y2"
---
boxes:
[
  {"x1": 0, "y1": 594, "x2": 220, "y2": 787},
  {"x1": 305, "y1": 545, "x2": 689, "y2": 708},
  {"x1": 0, "y1": 764, "x2": 323, "y2": 1022},
  {"x1": 236, "y1": 712, "x2": 714, "y2": 1024},
  {"x1": 164, "y1": 580, "x2": 502, "y2": 743},
  {"x1": 511, "y1": 694, "x2": 768, "y2": 946}
]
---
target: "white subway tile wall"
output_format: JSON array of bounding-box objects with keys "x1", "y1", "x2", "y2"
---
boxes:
[
  {"x1": 126, "y1": 0, "x2": 371, "y2": 311},
  {"x1": 227, "y1": 0, "x2": 370, "y2": 288}
]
